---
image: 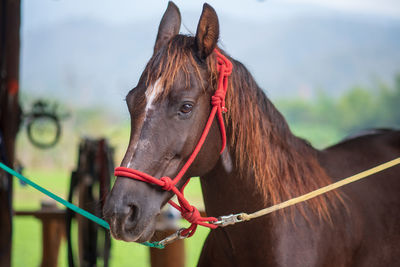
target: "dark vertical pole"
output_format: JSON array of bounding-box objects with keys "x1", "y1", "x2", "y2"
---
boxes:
[{"x1": 0, "y1": 0, "x2": 21, "y2": 266}]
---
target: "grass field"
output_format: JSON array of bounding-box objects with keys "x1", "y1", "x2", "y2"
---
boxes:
[{"x1": 12, "y1": 168, "x2": 208, "y2": 267}]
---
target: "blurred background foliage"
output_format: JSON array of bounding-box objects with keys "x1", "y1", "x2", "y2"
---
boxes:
[{"x1": 277, "y1": 74, "x2": 400, "y2": 148}]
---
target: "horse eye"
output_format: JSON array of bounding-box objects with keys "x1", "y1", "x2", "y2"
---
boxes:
[{"x1": 180, "y1": 103, "x2": 193, "y2": 114}]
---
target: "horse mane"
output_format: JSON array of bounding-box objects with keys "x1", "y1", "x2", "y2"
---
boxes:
[
  {"x1": 143, "y1": 34, "x2": 343, "y2": 222},
  {"x1": 225, "y1": 59, "x2": 345, "y2": 222}
]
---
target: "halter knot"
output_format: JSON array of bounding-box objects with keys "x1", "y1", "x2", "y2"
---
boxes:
[
  {"x1": 217, "y1": 59, "x2": 232, "y2": 76},
  {"x1": 211, "y1": 89, "x2": 226, "y2": 111},
  {"x1": 160, "y1": 176, "x2": 174, "y2": 191},
  {"x1": 181, "y1": 206, "x2": 201, "y2": 224}
]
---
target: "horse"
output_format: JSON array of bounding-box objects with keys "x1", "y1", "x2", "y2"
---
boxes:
[{"x1": 103, "y1": 2, "x2": 400, "y2": 266}]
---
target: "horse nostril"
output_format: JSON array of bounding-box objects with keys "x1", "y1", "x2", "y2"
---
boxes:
[{"x1": 124, "y1": 203, "x2": 139, "y2": 228}]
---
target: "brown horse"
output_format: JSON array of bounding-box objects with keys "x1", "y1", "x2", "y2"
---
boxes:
[{"x1": 103, "y1": 2, "x2": 400, "y2": 266}]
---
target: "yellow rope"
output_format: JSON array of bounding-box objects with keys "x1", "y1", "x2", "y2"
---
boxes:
[{"x1": 240, "y1": 157, "x2": 400, "y2": 221}]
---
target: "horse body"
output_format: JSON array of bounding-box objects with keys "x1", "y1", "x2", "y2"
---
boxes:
[
  {"x1": 199, "y1": 131, "x2": 400, "y2": 267},
  {"x1": 103, "y1": 2, "x2": 400, "y2": 266}
]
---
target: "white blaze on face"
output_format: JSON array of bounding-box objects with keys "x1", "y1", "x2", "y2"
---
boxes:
[
  {"x1": 126, "y1": 78, "x2": 163, "y2": 168},
  {"x1": 144, "y1": 78, "x2": 163, "y2": 118}
]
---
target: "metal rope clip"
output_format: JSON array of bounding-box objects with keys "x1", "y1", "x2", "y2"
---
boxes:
[
  {"x1": 156, "y1": 228, "x2": 189, "y2": 247},
  {"x1": 212, "y1": 213, "x2": 245, "y2": 227}
]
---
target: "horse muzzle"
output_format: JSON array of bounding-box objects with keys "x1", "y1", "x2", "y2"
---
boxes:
[{"x1": 103, "y1": 177, "x2": 162, "y2": 242}]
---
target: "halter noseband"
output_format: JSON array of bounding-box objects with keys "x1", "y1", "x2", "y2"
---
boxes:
[{"x1": 114, "y1": 48, "x2": 232, "y2": 238}]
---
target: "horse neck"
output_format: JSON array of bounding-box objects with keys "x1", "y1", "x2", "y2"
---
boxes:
[
  {"x1": 200, "y1": 137, "x2": 320, "y2": 218},
  {"x1": 201, "y1": 59, "x2": 336, "y2": 221},
  {"x1": 200, "y1": 148, "x2": 270, "y2": 217}
]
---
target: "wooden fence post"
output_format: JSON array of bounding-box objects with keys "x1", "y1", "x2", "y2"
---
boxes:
[
  {"x1": 39, "y1": 200, "x2": 65, "y2": 267},
  {"x1": 150, "y1": 208, "x2": 186, "y2": 267},
  {"x1": 150, "y1": 229, "x2": 185, "y2": 267}
]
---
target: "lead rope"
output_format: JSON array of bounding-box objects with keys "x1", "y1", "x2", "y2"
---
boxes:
[
  {"x1": 157, "y1": 157, "x2": 400, "y2": 246},
  {"x1": 114, "y1": 48, "x2": 233, "y2": 239},
  {"x1": 2, "y1": 157, "x2": 399, "y2": 248},
  {"x1": 234, "y1": 157, "x2": 400, "y2": 223},
  {"x1": 0, "y1": 162, "x2": 164, "y2": 249}
]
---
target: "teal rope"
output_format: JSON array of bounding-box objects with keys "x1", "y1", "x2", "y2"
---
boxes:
[{"x1": 0, "y1": 162, "x2": 164, "y2": 249}]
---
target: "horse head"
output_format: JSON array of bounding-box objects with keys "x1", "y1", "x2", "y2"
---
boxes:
[{"x1": 103, "y1": 2, "x2": 224, "y2": 242}]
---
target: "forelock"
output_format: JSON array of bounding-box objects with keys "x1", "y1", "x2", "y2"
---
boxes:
[{"x1": 143, "y1": 34, "x2": 218, "y2": 100}]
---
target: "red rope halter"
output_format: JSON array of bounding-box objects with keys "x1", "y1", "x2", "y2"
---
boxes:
[{"x1": 114, "y1": 48, "x2": 233, "y2": 237}]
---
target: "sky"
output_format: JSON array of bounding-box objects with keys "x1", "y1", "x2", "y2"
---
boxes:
[{"x1": 23, "y1": 0, "x2": 400, "y2": 33}]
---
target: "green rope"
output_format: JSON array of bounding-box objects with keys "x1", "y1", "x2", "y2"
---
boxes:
[{"x1": 0, "y1": 162, "x2": 164, "y2": 249}]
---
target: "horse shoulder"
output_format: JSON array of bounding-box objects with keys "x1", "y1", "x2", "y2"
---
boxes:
[
  {"x1": 273, "y1": 209, "x2": 356, "y2": 267},
  {"x1": 317, "y1": 130, "x2": 400, "y2": 266}
]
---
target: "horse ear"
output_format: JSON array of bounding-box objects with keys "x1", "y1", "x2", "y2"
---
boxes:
[
  {"x1": 154, "y1": 1, "x2": 181, "y2": 53},
  {"x1": 195, "y1": 3, "x2": 219, "y2": 60}
]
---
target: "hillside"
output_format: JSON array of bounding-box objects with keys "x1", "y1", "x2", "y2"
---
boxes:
[{"x1": 21, "y1": 9, "x2": 400, "y2": 114}]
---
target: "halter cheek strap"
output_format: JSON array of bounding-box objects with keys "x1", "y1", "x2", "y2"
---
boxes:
[{"x1": 114, "y1": 48, "x2": 233, "y2": 238}]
